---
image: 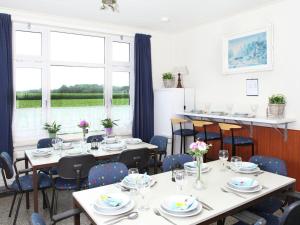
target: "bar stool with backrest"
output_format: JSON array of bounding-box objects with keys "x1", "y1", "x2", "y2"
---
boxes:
[
  {"x1": 192, "y1": 120, "x2": 221, "y2": 161},
  {"x1": 219, "y1": 123, "x2": 254, "y2": 157},
  {"x1": 171, "y1": 117, "x2": 194, "y2": 155}
]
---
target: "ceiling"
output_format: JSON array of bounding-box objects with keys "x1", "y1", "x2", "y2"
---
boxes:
[{"x1": 0, "y1": 0, "x2": 280, "y2": 32}]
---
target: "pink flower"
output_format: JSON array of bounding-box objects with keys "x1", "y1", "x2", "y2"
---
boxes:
[
  {"x1": 189, "y1": 142, "x2": 198, "y2": 150},
  {"x1": 79, "y1": 120, "x2": 89, "y2": 128}
]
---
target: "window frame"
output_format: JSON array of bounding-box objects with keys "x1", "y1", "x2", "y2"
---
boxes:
[{"x1": 13, "y1": 22, "x2": 134, "y2": 144}]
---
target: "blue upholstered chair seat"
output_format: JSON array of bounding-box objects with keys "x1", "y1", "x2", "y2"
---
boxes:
[
  {"x1": 11, "y1": 173, "x2": 51, "y2": 191},
  {"x1": 162, "y1": 154, "x2": 193, "y2": 172},
  {"x1": 233, "y1": 212, "x2": 280, "y2": 225},
  {"x1": 54, "y1": 177, "x2": 87, "y2": 190},
  {"x1": 223, "y1": 136, "x2": 253, "y2": 145},
  {"x1": 40, "y1": 167, "x2": 58, "y2": 175},
  {"x1": 174, "y1": 129, "x2": 194, "y2": 136},
  {"x1": 195, "y1": 131, "x2": 220, "y2": 140}
]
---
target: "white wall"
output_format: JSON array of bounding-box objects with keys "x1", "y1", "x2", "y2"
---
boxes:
[{"x1": 170, "y1": 0, "x2": 300, "y2": 129}]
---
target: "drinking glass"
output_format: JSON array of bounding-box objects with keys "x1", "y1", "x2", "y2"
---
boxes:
[
  {"x1": 174, "y1": 170, "x2": 185, "y2": 191},
  {"x1": 230, "y1": 156, "x2": 242, "y2": 170},
  {"x1": 136, "y1": 176, "x2": 150, "y2": 211},
  {"x1": 219, "y1": 150, "x2": 229, "y2": 170},
  {"x1": 51, "y1": 138, "x2": 59, "y2": 150},
  {"x1": 250, "y1": 104, "x2": 259, "y2": 117},
  {"x1": 80, "y1": 140, "x2": 88, "y2": 153},
  {"x1": 128, "y1": 168, "x2": 139, "y2": 194},
  {"x1": 128, "y1": 168, "x2": 139, "y2": 175}
]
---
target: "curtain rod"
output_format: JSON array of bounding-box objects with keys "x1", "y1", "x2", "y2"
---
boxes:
[{"x1": 12, "y1": 18, "x2": 135, "y2": 38}]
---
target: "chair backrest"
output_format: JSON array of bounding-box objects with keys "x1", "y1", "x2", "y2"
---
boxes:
[
  {"x1": 280, "y1": 201, "x2": 300, "y2": 225},
  {"x1": 162, "y1": 154, "x2": 193, "y2": 172},
  {"x1": 0, "y1": 152, "x2": 14, "y2": 180},
  {"x1": 57, "y1": 154, "x2": 96, "y2": 180},
  {"x1": 87, "y1": 135, "x2": 104, "y2": 144},
  {"x1": 192, "y1": 120, "x2": 213, "y2": 128},
  {"x1": 150, "y1": 136, "x2": 168, "y2": 154},
  {"x1": 30, "y1": 213, "x2": 46, "y2": 225},
  {"x1": 88, "y1": 162, "x2": 128, "y2": 188},
  {"x1": 118, "y1": 149, "x2": 149, "y2": 172},
  {"x1": 37, "y1": 138, "x2": 63, "y2": 149},
  {"x1": 218, "y1": 123, "x2": 242, "y2": 131},
  {"x1": 250, "y1": 155, "x2": 287, "y2": 176}
]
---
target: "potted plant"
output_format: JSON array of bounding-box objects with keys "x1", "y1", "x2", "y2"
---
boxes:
[
  {"x1": 162, "y1": 72, "x2": 175, "y2": 88},
  {"x1": 44, "y1": 121, "x2": 61, "y2": 138},
  {"x1": 268, "y1": 94, "x2": 286, "y2": 118},
  {"x1": 101, "y1": 118, "x2": 118, "y2": 136},
  {"x1": 78, "y1": 120, "x2": 89, "y2": 140}
]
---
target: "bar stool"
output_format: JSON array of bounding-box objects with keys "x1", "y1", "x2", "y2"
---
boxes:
[
  {"x1": 192, "y1": 120, "x2": 221, "y2": 161},
  {"x1": 219, "y1": 123, "x2": 254, "y2": 157},
  {"x1": 171, "y1": 117, "x2": 194, "y2": 155}
]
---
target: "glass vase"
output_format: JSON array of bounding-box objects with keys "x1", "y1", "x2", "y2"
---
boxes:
[{"x1": 194, "y1": 155, "x2": 204, "y2": 190}]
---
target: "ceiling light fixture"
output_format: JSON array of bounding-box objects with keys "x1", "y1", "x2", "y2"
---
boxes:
[{"x1": 100, "y1": 0, "x2": 119, "y2": 12}]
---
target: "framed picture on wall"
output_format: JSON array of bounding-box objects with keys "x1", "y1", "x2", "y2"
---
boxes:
[
  {"x1": 246, "y1": 79, "x2": 259, "y2": 96},
  {"x1": 223, "y1": 26, "x2": 273, "y2": 74}
]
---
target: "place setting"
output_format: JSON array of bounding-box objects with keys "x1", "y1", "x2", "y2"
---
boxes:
[
  {"x1": 183, "y1": 161, "x2": 211, "y2": 174},
  {"x1": 124, "y1": 138, "x2": 142, "y2": 145},
  {"x1": 31, "y1": 148, "x2": 53, "y2": 158},
  {"x1": 101, "y1": 137, "x2": 127, "y2": 152},
  {"x1": 228, "y1": 156, "x2": 264, "y2": 175}
]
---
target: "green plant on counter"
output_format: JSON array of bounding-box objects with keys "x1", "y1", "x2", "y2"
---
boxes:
[
  {"x1": 44, "y1": 121, "x2": 61, "y2": 134},
  {"x1": 101, "y1": 118, "x2": 119, "y2": 128},
  {"x1": 162, "y1": 72, "x2": 173, "y2": 80},
  {"x1": 269, "y1": 94, "x2": 286, "y2": 104}
]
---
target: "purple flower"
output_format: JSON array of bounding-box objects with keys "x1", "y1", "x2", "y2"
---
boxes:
[{"x1": 78, "y1": 120, "x2": 89, "y2": 128}]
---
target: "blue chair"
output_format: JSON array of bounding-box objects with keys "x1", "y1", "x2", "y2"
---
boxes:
[
  {"x1": 31, "y1": 208, "x2": 82, "y2": 225},
  {"x1": 171, "y1": 118, "x2": 194, "y2": 155},
  {"x1": 88, "y1": 162, "x2": 128, "y2": 188},
  {"x1": 51, "y1": 154, "x2": 96, "y2": 215},
  {"x1": 0, "y1": 152, "x2": 52, "y2": 225},
  {"x1": 219, "y1": 123, "x2": 254, "y2": 157},
  {"x1": 248, "y1": 155, "x2": 287, "y2": 214},
  {"x1": 233, "y1": 201, "x2": 300, "y2": 225},
  {"x1": 162, "y1": 154, "x2": 193, "y2": 172},
  {"x1": 148, "y1": 136, "x2": 168, "y2": 168},
  {"x1": 86, "y1": 135, "x2": 104, "y2": 143}
]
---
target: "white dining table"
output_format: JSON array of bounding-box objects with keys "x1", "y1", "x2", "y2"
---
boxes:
[
  {"x1": 72, "y1": 160, "x2": 295, "y2": 225},
  {"x1": 24, "y1": 141, "x2": 158, "y2": 213}
]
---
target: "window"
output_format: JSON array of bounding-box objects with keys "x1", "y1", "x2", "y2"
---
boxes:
[{"x1": 13, "y1": 23, "x2": 134, "y2": 144}]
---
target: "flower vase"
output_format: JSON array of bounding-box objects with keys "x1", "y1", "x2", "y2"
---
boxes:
[
  {"x1": 105, "y1": 127, "x2": 113, "y2": 136},
  {"x1": 82, "y1": 128, "x2": 88, "y2": 141},
  {"x1": 194, "y1": 156, "x2": 204, "y2": 190}
]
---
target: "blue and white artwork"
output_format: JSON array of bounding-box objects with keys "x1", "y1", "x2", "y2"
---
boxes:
[{"x1": 228, "y1": 32, "x2": 267, "y2": 69}]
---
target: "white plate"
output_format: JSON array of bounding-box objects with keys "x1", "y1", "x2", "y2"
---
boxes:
[
  {"x1": 161, "y1": 195, "x2": 198, "y2": 213},
  {"x1": 121, "y1": 175, "x2": 154, "y2": 189},
  {"x1": 95, "y1": 193, "x2": 130, "y2": 211},
  {"x1": 66, "y1": 150, "x2": 82, "y2": 155},
  {"x1": 226, "y1": 184, "x2": 263, "y2": 193},
  {"x1": 124, "y1": 138, "x2": 142, "y2": 145},
  {"x1": 160, "y1": 205, "x2": 202, "y2": 218},
  {"x1": 228, "y1": 177, "x2": 259, "y2": 190},
  {"x1": 103, "y1": 146, "x2": 127, "y2": 152},
  {"x1": 102, "y1": 138, "x2": 118, "y2": 144},
  {"x1": 230, "y1": 164, "x2": 260, "y2": 174},
  {"x1": 32, "y1": 150, "x2": 53, "y2": 157},
  {"x1": 93, "y1": 200, "x2": 135, "y2": 216},
  {"x1": 239, "y1": 162, "x2": 258, "y2": 171},
  {"x1": 184, "y1": 162, "x2": 210, "y2": 173}
]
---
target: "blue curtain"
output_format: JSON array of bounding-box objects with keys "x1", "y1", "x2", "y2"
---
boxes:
[
  {"x1": 0, "y1": 14, "x2": 13, "y2": 157},
  {"x1": 132, "y1": 34, "x2": 154, "y2": 142}
]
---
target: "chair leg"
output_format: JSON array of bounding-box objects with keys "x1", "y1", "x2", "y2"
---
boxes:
[
  {"x1": 171, "y1": 135, "x2": 174, "y2": 155},
  {"x1": 232, "y1": 144, "x2": 236, "y2": 157},
  {"x1": 180, "y1": 136, "x2": 183, "y2": 154},
  {"x1": 251, "y1": 143, "x2": 254, "y2": 156},
  {"x1": 9, "y1": 192, "x2": 17, "y2": 217},
  {"x1": 183, "y1": 136, "x2": 186, "y2": 154},
  {"x1": 51, "y1": 188, "x2": 56, "y2": 217},
  {"x1": 13, "y1": 193, "x2": 23, "y2": 225},
  {"x1": 42, "y1": 189, "x2": 47, "y2": 209}
]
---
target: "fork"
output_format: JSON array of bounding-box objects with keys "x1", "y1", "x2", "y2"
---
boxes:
[{"x1": 221, "y1": 187, "x2": 247, "y2": 199}]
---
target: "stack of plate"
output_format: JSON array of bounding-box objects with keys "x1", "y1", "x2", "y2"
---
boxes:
[
  {"x1": 32, "y1": 148, "x2": 52, "y2": 157},
  {"x1": 102, "y1": 137, "x2": 118, "y2": 144},
  {"x1": 230, "y1": 162, "x2": 260, "y2": 174},
  {"x1": 184, "y1": 161, "x2": 210, "y2": 173},
  {"x1": 226, "y1": 177, "x2": 262, "y2": 193},
  {"x1": 124, "y1": 138, "x2": 142, "y2": 145},
  {"x1": 103, "y1": 142, "x2": 127, "y2": 151},
  {"x1": 121, "y1": 174, "x2": 153, "y2": 189},
  {"x1": 93, "y1": 193, "x2": 135, "y2": 216},
  {"x1": 160, "y1": 195, "x2": 202, "y2": 217},
  {"x1": 66, "y1": 148, "x2": 82, "y2": 155}
]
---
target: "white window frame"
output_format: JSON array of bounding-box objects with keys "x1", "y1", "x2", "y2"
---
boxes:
[{"x1": 13, "y1": 22, "x2": 134, "y2": 144}]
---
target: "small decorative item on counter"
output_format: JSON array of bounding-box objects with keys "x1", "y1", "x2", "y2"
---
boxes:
[
  {"x1": 91, "y1": 138, "x2": 99, "y2": 150},
  {"x1": 267, "y1": 94, "x2": 286, "y2": 118},
  {"x1": 78, "y1": 120, "x2": 89, "y2": 141},
  {"x1": 162, "y1": 72, "x2": 175, "y2": 88},
  {"x1": 101, "y1": 118, "x2": 118, "y2": 136}
]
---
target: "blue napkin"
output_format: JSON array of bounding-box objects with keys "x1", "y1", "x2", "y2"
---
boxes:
[{"x1": 99, "y1": 195, "x2": 122, "y2": 208}]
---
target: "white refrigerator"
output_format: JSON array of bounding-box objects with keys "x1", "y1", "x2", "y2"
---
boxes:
[{"x1": 154, "y1": 88, "x2": 195, "y2": 154}]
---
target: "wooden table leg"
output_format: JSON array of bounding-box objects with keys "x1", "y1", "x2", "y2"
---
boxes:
[
  {"x1": 25, "y1": 156, "x2": 30, "y2": 209},
  {"x1": 32, "y1": 167, "x2": 39, "y2": 212},
  {"x1": 73, "y1": 201, "x2": 80, "y2": 225},
  {"x1": 154, "y1": 150, "x2": 158, "y2": 174}
]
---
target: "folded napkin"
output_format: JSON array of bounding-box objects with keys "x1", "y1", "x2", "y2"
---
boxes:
[
  {"x1": 169, "y1": 198, "x2": 194, "y2": 211},
  {"x1": 239, "y1": 162, "x2": 258, "y2": 171},
  {"x1": 99, "y1": 195, "x2": 122, "y2": 208}
]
